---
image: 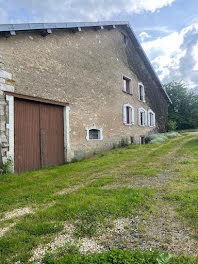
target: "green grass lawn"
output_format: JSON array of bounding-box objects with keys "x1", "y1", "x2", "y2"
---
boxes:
[
  {"x1": 43, "y1": 249, "x2": 198, "y2": 264},
  {"x1": 177, "y1": 128, "x2": 198, "y2": 133},
  {"x1": 0, "y1": 135, "x2": 198, "y2": 263},
  {"x1": 164, "y1": 137, "x2": 198, "y2": 237}
]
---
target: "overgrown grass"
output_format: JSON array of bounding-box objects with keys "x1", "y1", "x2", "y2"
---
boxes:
[
  {"x1": 164, "y1": 138, "x2": 198, "y2": 236},
  {"x1": 0, "y1": 137, "x2": 183, "y2": 214},
  {"x1": 43, "y1": 248, "x2": 198, "y2": 264},
  {"x1": 0, "y1": 135, "x2": 197, "y2": 263},
  {"x1": 147, "y1": 132, "x2": 179, "y2": 144}
]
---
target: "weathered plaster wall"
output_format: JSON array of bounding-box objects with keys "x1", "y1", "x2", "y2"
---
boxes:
[{"x1": 0, "y1": 27, "x2": 168, "y2": 159}]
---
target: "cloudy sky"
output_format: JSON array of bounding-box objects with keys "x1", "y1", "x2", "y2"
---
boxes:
[{"x1": 1, "y1": 0, "x2": 198, "y2": 90}]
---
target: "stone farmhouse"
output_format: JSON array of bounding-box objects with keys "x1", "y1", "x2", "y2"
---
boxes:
[{"x1": 0, "y1": 21, "x2": 171, "y2": 173}]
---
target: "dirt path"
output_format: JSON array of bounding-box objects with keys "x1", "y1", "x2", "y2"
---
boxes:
[
  {"x1": 2, "y1": 136, "x2": 197, "y2": 263},
  {"x1": 97, "y1": 136, "x2": 198, "y2": 256},
  {"x1": 31, "y1": 136, "x2": 198, "y2": 262}
]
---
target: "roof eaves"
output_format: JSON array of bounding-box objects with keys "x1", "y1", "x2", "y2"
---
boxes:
[{"x1": 0, "y1": 21, "x2": 129, "y2": 32}]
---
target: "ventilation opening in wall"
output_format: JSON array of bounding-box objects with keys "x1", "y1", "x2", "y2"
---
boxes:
[
  {"x1": 89, "y1": 129, "x2": 100, "y2": 140},
  {"x1": 140, "y1": 136, "x2": 145, "y2": 145},
  {"x1": 130, "y1": 136, "x2": 134, "y2": 144}
]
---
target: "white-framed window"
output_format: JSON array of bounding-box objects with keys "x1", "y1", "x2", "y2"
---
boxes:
[
  {"x1": 122, "y1": 75, "x2": 133, "y2": 95},
  {"x1": 138, "y1": 107, "x2": 147, "y2": 126},
  {"x1": 86, "y1": 125, "x2": 103, "y2": 141},
  {"x1": 148, "y1": 109, "x2": 156, "y2": 127},
  {"x1": 123, "y1": 104, "x2": 135, "y2": 125},
  {"x1": 138, "y1": 82, "x2": 145, "y2": 102}
]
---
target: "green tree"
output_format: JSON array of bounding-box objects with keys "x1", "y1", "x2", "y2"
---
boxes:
[{"x1": 164, "y1": 81, "x2": 198, "y2": 130}]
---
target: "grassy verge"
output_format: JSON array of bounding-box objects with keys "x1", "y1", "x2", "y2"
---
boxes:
[
  {"x1": 177, "y1": 128, "x2": 198, "y2": 133},
  {"x1": 0, "y1": 136, "x2": 184, "y2": 214},
  {"x1": 0, "y1": 135, "x2": 197, "y2": 263},
  {"x1": 43, "y1": 248, "x2": 198, "y2": 264}
]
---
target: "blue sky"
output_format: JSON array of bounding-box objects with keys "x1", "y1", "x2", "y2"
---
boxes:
[{"x1": 0, "y1": 0, "x2": 198, "y2": 90}]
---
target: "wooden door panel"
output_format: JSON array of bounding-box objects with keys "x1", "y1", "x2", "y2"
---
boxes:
[
  {"x1": 40, "y1": 103, "x2": 64, "y2": 168},
  {"x1": 14, "y1": 99, "x2": 64, "y2": 172},
  {"x1": 14, "y1": 98, "x2": 41, "y2": 173}
]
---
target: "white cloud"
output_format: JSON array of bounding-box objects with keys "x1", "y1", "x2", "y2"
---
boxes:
[
  {"x1": 139, "y1": 32, "x2": 151, "y2": 41},
  {"x1": 142, "y1": 24, "x2": 198, "y2": 90},
  {"x1": 0, "y1": 8, "x2": 9, "y2": 23},
  {"x1": 138, "y1": 26, "x2": 173, "y2": 34},
  {"x1": 0, "y1": 0, "x2": 175, "y2": 23},
  {"x1": 142, "y1": 31, "x2": 185, "y2": 80},
  {"x1": 192, "y1": 42, "x2": 198, "y2": 71},
  {"x1": 143, "y1": 32, "x2": 183, "y2": 57},
  {"x1": 130, "y1": 0, "x2": 175, "y2": 13}
]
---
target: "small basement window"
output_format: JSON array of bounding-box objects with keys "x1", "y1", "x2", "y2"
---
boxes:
[
  {"x1": 122, "y1": 75, "x2": 132, "y2": 94},
  {"x1": 86, "y1": 126, "x2": 103, "y2": 141},
  {"x1": 89, "y1": 129, "x2": 100, "y2": 140},
  {"x1": 140, "y1": 136, "x2": 145, "y2": 145},
  {"x1": 138, "y1": 82, "x2": 145, "y2": 102}
]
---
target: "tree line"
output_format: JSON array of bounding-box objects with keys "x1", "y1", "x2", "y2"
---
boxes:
[{"x1": 164, "y1": 81, "x2": 198, "y2": 131}]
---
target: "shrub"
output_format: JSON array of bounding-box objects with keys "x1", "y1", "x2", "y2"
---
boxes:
[
  {"x1": 147, "y1": 134, "x2": 168, "y2": 144},
  {"x1": 164, "y1": 132, "x2": 179, "y2": 138},
  {"x1": 149, "y1": 138, "x2": 166, "y2": 144},
  {"x1": 112, "y1": 138, "x2": 129, "y2": 149},
  {"x1": 147, "y1": 132, "x2": 178, "y2": 145},
  {"x1": 168, "y1": 120, "x2": 177, "y2": 131},
  {"x1": 119, "y1": 138, "x2": 129, "y2": 147},
  {"x1": 0, "y1": 158, "x2": 13, "y2": 174},
  {"x1": 112, "y1": 143, "x2": 118, "y2": 149}
]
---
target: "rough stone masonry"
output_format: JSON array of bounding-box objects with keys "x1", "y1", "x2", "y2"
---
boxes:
[
  {"x1": 0, "y1": 55, "x2": 14, "y2": 166},
  {"x1": 0, "y1": 23, "x2": 169, "y2": 169}
]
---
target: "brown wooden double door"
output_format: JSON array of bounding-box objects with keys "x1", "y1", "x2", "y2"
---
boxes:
[{"x1": 14, "y1": 98, "x2": 65, "y2": 173}]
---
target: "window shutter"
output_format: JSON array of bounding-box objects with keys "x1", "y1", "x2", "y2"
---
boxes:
[
  {"x1": 143, "y1": 86, "x2": 146, "y2": 102},
  {"x1": 131, "y1": 107, "x2": 134, "y2": 124},
  {"x1": 138, "y1": 85, "x2": 140, "y2": 100},
  {"x1": 138, "y1": 109, "x2": 141, "y2": 125},
  {"x1": 153, "y1": 113, "x2": 156, "y2": 127},
  {"x1": 123, "y1": 105, "x2": 127, "y2": 124},
  {"x1": 130, "y1": 81, "x2": 133, "y2": 94},
  {"x1": 144, "y1": 110, "x2": 147, "y2": 126},
  {"x1": 148, "y1": 111, "x2": 150, "y2": 127},
  {"x1": 123, "y1": 79, "x2": 126, "y2": 92}
]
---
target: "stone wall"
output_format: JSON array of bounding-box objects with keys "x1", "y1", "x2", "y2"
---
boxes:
[
  {"x1": 0, "y1": 55, "x2": 15, "y2": 165},
  {"x1": 122, "y1": 27, "x2": 169, "y2": 132},
  {"x1": 0, "y1": 26, "x2": 168, "y2": 161}
]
